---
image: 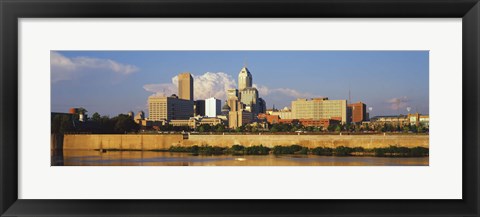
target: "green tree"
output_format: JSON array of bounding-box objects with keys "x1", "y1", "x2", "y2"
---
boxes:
[
  {"x1": 244, "y1": 125, "x2": 253, "y2": 132},
  {"x1": 198, "y1": 125, "x2": 205, "y2": 132},
  {"x1": 235, "y1": 126, "x2": 244, "y2": 133},
  {"x1": 410, "y1": 124, "x2": 418, "y2": 133},
  {"x1": 112, "y1": 114, "x2": 139, "y2": 133},
  {"x1": 77, "y1": 107, "x2": 88, "y2": 114},
  {"x1": 215, "y1": 123, "x2": 225, "y2": 132},
  {"x1": 51, "y1": 115, "x2": 74, "y2": 134},
  {"x1": 417, "y1": 124, "x2": 425, "y2": 133},
  {"x1": 91, "y1": 112, "x2": 101, "y2": 122},
  {"x1": 364, "y1": 123, "x2": 370, "y2": 131}
]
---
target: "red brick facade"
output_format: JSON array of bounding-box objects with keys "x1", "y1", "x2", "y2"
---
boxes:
[{"x1": 347, "y1": 102, "x2": 366, "y2": 123}]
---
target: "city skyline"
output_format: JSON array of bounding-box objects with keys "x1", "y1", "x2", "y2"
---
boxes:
[{"x1": 51, "y1": 50, "x2": 429, "y2": 117}]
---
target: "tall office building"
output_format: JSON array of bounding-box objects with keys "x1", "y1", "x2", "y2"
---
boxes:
[
  {"x1": 148, "y1": 95, "x2": 194, "y2": 121},
  {"x1": 239, "y1": 87, "x2": 259, "y2": 113},
  {"x1": 227, "y1": 96, "x2": 252, "y2": 129},
  {"x1": 348, "y1": 102, "x2": 367, "y2": 123},
  {"x1": 238, "y1": 67, "x2": 252, "y2": 91},
  {"x1": 224, "y1": 66, "x2": 262, "y2": 128},
  {"x1": 292, "y1": 97, "x2": 348, "y2": 124},
  {"x1": 205, "y1": 97, "x2": 221, "y2": 118},
  {"x1": 237, "y1": 67, "x2": 261, "y2": 115},
  {"x1": 178, "y1": 72, "x2": 194, "y2": 101}
]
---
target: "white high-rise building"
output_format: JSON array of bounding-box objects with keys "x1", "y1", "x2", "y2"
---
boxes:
[{"x1": 205, "y1": 97, "x2": 221, "y2": 118}]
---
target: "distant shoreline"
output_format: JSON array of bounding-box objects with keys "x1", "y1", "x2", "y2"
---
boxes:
[
  {"x1": 92, "y1": 144, "x2": 429, "y2": 158},
  {"x1": 54, "y1": 134, "x2": 429, "y2": 152}
]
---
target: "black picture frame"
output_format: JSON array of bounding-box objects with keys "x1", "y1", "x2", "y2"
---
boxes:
[{"x1": 1, "y1": 0, "x2": 479, "y2": 216}]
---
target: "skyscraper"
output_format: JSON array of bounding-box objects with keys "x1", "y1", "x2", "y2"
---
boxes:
[
  {"x1": 227, "y1": 96, "x2": 253, "y2": 129},
  {"x1": 225, "y1": 66, "x2": 261, "y2": 128},
  {"x1": 239, "y1": 87, "x2": 258, "y2": 113},
  {"x1": 178, "y1": 72, "x2": 194, "y2": 101},
  {"x1": 238, "y1": 67, "x2": 252, "y2": 91},
  {"x1": 238, "y1": 66, "x2": 260, "y2": 115}
]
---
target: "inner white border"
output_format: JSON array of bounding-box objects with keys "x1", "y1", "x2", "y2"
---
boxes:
[{"x1": 19, "y1": 18, "x2": 462, "y2": 199}]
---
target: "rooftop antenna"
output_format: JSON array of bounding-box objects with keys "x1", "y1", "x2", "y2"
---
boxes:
[{"x1": 244, "y1": 57, "x2": 247, "y2": 68}]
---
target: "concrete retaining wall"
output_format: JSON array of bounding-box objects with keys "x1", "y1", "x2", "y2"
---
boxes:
[
  {"x1": 185, "y1": 134, "x2": 428, "y2": 149},
  {"x1": 63, "y1": 134, "x2": 184, "y2": 150},
  {"x1": 61, "y1": 134, "x2": 429, "y2": 150}
]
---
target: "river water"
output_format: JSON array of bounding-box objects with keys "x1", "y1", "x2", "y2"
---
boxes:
[{"x1": 51, "y1": 150, "x2": 429, "y2": 166}]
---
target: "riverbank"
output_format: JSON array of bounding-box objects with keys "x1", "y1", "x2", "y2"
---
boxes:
[
  {"x1": 59, "y1": 134, "x2": 429, "y2": 151},
  {"x1": 97, "y1": 144, "x2": 428, "y2": 157}
]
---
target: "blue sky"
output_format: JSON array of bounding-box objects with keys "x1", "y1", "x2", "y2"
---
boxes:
[{"x1": 51, "y1": 51, "x2": 429, "y2": 117}]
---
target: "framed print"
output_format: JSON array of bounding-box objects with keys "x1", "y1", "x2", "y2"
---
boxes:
[{"x1": 1, "y1": 0, "x2": 479, "y2": 216}]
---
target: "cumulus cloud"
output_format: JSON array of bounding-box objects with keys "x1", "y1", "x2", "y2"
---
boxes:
[
  {"x1": 51, "y1": 51, "x2": 139, "y2": 83},
  {"x1": 386, "y1": 96, "x2": 410, "y2": 110},
  {"x1": 143, "y1": 83, "x2": 178, "y2": 97},
  {"x1": 143, "y1": 72, "x2": 236, "y2": 100},
  {"x1": 253, "y1": 84, "x2": 312, "y2": 99},
  {"x1": 143, "y1": 72, "x2": 312, "y2": 109},
  {"x1": 194, "y1": 72, "x2": 237, "y2": 99}
]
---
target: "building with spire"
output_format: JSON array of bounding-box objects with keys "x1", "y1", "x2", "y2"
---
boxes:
[
  {"x1": 224, "y1": 66, "x2": 267, "y2": 128},
  {"x1": 238, "y1": 67, "x2": 252, "y2": 91},
  {"x1": 238, "y1": 67, "x2": 262, "y2": 114}
]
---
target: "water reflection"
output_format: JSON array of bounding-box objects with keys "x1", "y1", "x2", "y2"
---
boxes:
[{"x1": 51, "y1": 150, "x2": 429, "y2": 166}]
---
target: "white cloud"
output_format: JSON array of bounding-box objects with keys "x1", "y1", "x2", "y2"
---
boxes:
[
  {"x1": 143, "y1": 83, "x2": 178, "y2": 97},
  {"x1": 51, "y1": 51, "x2": 139, "y2": 83},
  {"x1": 143, "y1": 72, "x2": 311, "y2": 109},
  {"x1": 143, "y1": 72, "x2": 236, "y2": 100},
  {"x1": 193, "y1": 72, "x2": 237, "y2": 100},
  {"x1": 386, "y1": 96, "x2": 410, "y2": 110},
  {"x1": 253, "y1": 84, "x2": 312, "y2": 99}
]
